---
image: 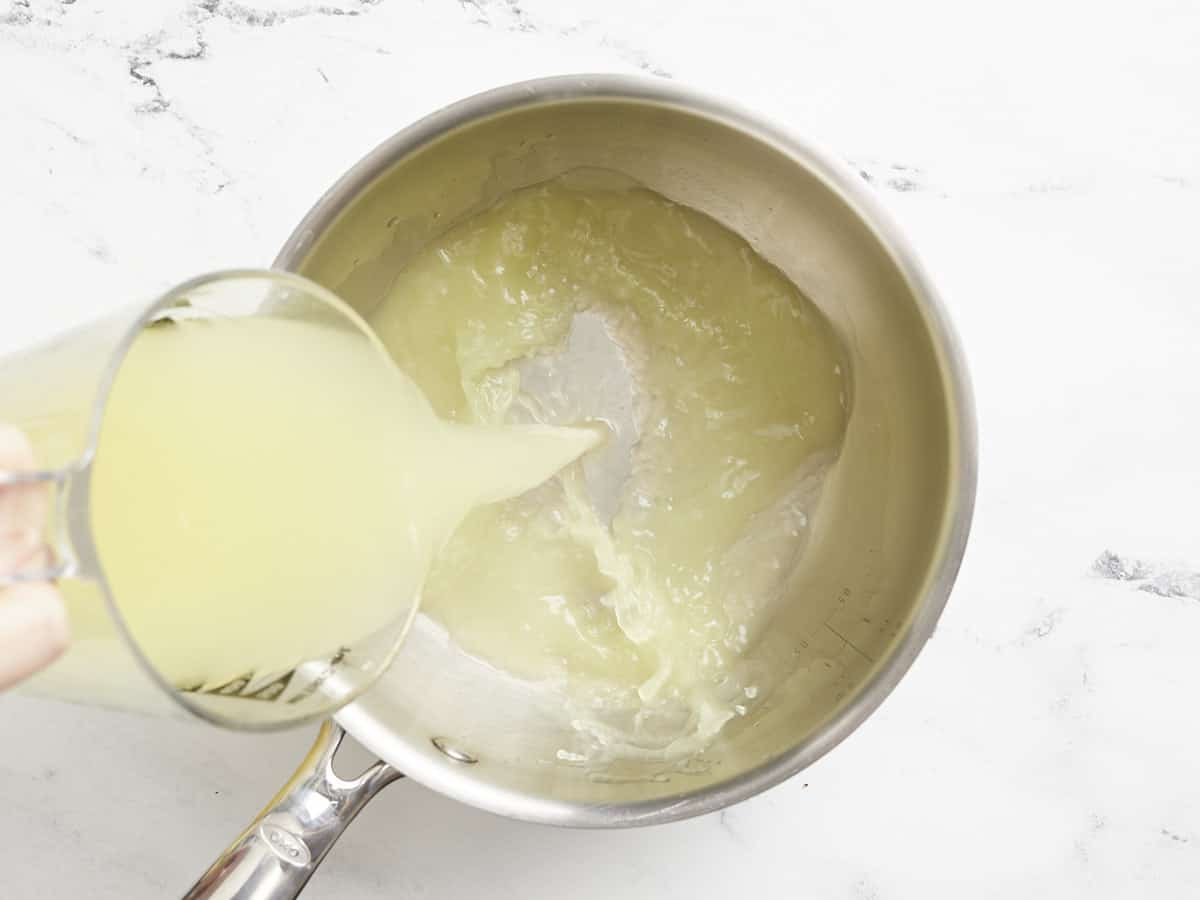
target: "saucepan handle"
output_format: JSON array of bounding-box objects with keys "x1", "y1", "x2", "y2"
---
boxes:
[{"x1": 183, "y1": 721, "x2": 403, "y2": 900}]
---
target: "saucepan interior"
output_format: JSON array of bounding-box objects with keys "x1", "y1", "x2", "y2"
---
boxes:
[{"x1": 275, "y1": 76, "x2": 974, "y2": 827}]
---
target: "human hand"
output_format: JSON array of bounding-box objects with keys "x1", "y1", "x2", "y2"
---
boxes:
[{"x1": 0, "y1": 425, "x2": 69, "y2": 690}]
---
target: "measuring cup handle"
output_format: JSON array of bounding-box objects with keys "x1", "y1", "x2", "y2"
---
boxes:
[
  {"x1": 183, "y1": 721, "x2": 403, "y2": 900},
  {"x1": 0, "y1": 468, "x2": 74, "y2": 585}
]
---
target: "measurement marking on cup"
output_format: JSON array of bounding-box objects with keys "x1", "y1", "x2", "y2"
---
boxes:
[{"x1": 824, "y1": 622, "x2": 875, "y2": 663}]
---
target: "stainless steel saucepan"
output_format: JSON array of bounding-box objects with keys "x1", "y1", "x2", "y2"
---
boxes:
[{"x1": 186, "y1": 75, "x2": 977, "y2": 899}]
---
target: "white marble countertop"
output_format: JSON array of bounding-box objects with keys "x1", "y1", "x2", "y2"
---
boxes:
[{"x1": 2, "y1": 0, "x2": 1199, "y2": 896}]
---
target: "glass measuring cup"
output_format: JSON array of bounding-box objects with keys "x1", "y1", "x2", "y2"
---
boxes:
[{"x1": 0, "y1": 270, "x2": 419, "y2": 729}]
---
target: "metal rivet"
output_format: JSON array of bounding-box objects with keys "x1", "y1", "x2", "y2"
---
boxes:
[{"x1": 431, "y1": 736, "x2": 478, "y2": 764}]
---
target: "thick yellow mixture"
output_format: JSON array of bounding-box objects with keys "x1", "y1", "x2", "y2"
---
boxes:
[{"x1": 40, "y1": 314, "x2": 598, "y2": 709}]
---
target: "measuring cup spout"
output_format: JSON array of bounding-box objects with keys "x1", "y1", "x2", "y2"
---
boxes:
[{"x1": 440, "y1": 421, "x2": 603, "y2": 508}]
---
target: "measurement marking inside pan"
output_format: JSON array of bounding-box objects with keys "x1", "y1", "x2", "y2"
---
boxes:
[{"x1": 824, "y1": 622, "x2": 875, "y2": 663}]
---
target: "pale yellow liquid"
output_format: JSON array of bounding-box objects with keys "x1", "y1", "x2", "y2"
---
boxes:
[
  {"x1": 79, "y1": 313, "x2": 599, "y2": 694},
  {"x1": 370, "y1": 176, "x2": 848, "y2": 758}
]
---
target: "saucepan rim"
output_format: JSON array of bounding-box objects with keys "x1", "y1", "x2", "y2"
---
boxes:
[{"x1": 273, "y1": 73, "x2": 978, "y2": 828}]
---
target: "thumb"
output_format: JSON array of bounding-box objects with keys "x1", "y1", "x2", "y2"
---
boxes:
[
  {"x1": 0, "y1": 581, "x2": 70, "y2": 691},
  {"x1": 0, "y1": 423, "x2": 69, "y2": 689}
]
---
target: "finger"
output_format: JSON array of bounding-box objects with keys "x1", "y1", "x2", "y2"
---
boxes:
[
  {"x1": 0, "y1": 582, "x2": 70, "y2": 690},
  {"x1": 0, "y1": 422, "x2": 37, "y2": 470},
  {"x1": 0, "y1": 425, "x2": 48, "y2": 577},
  {"x1": 0, "y1": 530, "x2": 45, "y2": 575}
]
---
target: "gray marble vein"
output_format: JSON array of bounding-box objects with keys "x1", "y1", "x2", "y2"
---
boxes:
[{"x1": 1094, "y1": 550, "x2": 1200, "y2": 601}]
